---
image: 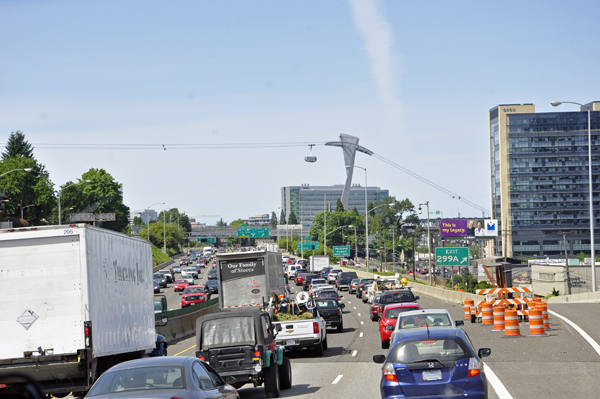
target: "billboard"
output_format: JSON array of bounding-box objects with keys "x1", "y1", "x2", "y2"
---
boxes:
[{"x1": 440, "y1": 219, "x2": 498, "y2": 238}]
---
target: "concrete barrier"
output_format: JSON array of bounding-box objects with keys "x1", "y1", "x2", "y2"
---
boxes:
[
  {"x1": 546, "y1": 290, "x2": 600, "y2": 304},
  {"x1": 157, "y1": 303, "x2": 219, "y2": 344},
  {"x1": 338, "y1": 266, "x2": 486, "y2": 305}
]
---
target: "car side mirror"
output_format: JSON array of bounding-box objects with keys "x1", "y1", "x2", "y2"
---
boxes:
[
  {"x1": 478, "y1": 348, "x2": 491, "y2": 358},
  {"x1": 415, "y1": 296, "x2": 420, "y2": 300},
  {"x1": 340, "y1": 303, "x2": 345, "y2": 309},
  {"x1": 275, "y1": 324, "x2": 282, "y2": 332},
  {"x1": 455, "y1": 320, "x2": 464, "y2": 326},
  {"x1": 373, "y1": 355, "x2": 386, "y2": 364},
  {"x1": 225, "y1": 376, "x2": 237, "y2": 385}
]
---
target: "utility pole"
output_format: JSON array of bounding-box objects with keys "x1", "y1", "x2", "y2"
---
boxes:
[
  {"x1": 563, "y1": 231, "x2": 571, "y2": 295},
  {"x1": 391, "y1": 228, "x2": 395, "y2": 272}
]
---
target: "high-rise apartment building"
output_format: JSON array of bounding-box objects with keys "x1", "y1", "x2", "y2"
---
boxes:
[
  {"x1": 281, "y1": 184, "x2": 389, "y2": 230},
  {"x1": 489, "y1": 102, "x2": 600, "y2": 257}
]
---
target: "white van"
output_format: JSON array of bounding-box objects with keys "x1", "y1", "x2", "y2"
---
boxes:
[
  {"x1": 203, "y1": 246, "x2": 212, "y2": 257},
  {"x1": 286, "y1": 264, "x2": 301, "y2": 278}
]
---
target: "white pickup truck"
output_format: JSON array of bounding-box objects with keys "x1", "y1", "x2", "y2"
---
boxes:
[{"x1": 272, "y1": 307, "x2": 327, "y2": 356}]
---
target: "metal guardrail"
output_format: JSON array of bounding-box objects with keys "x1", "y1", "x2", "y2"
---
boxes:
[{"x1": 153, "y1": 259, "x2": 174, "y2": 272}]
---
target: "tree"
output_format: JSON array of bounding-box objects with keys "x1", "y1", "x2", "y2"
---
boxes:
[
  {"x1": 139, "y1": 222, "x2": 184, "y2": 254},
  {"x1": 352, "y1": 207, "x2": 359, "y2": 216},
  {"x1": 0, "y1": 155, "x2": 55, "y2": 226},
  {"x1": 2, "y1": 131, "x2": 34, "y2": 161},
  {"x1": 157, "y1": 208, "x2": 191, "y2": 232},
  {"x1": 271, "y1": 211, "x2": 278, "y2": 227},
  {"x1": 57, "y1": 168, "x2": 129, "y2": 232},
  {"x1": 280, "y1": 209, "x2": 286, "y2": 225},
  {"x1": 229, "y1": 219, "x2": 244, "y2": 227},
  {"x1": 216, "y1": 218, "x2": 228, "y2": 227},
  {"x1": 288, "y1": 210, "x2": 298, "y2": 225},
  {"x1": 133, "y1": 216, "x2": 145, "y2": 225},
  {"x1": 335, "y1": 199, "x2": 345, "y2": 213}
]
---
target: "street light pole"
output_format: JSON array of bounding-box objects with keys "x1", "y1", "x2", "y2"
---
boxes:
[
  {"x1": 146, "y1": 202, "x2": 165, "y2": 241},
  {"x1": 349, "y1": 225, "x2": 357, "y2": 265},
  {"x1": 419, "y1": 202, "x2": 431, "y2": 285},
  {"x1": 58, "y1": 179, "x2": 91, "y2": 225},
  {"x1": 552, "y1": 101, "x2": 596, "y2": 291},
  {"x1": 0, "y1": 168, "x2": 32, "y2": 179}
]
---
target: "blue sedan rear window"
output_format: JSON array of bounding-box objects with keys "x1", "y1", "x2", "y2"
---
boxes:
[{"x1": 389, "y1": 338, "x2": 471, "y2": 364}]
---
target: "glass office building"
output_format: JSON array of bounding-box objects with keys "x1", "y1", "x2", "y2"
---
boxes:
[
  {"x1": 281, "y1": 184, "x2": 389, "y2": 230},
  {"x1": 489, "y1": 102, "x2": 600, "y2": 257}
]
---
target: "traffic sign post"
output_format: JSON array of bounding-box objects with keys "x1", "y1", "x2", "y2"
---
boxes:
[
  {"x1": 297, "y1": 241, "x2": 319, "y2": 251},
  {"x1": 333, "y1": 246, "x2": 350, "y2": 257},
  {"x1": 435, "y1": 247, "x2": 469, "y2": 266},
  {"x1": 237, "y1": 227, "x2": 270, "y2": 238}
]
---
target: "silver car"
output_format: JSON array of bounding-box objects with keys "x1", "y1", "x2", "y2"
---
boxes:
[
  {"x1": 85, "y1": 356, "x2": 239, "y2": 399},
  {"x1": 390, "y1": 309, "x2": 464, "y2": 343}
]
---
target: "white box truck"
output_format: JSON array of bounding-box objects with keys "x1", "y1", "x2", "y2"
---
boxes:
[
  {"x1": 0, "y1": 225, "x2": 167, "y2": 397},
  {"x1": 310, "y1": 255, "x2": 330, "y2": 275},
  {"x1": 216, "y1": 250, "x2": 286, "y2": 310}
]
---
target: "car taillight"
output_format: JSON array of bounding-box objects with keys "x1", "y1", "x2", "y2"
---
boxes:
[
  {"x1": 337, "y1": 309, "x2": 341, "y2": 316},
  {"x1": 199, "y1": 356, "x2": 205, "y2": 361},
  {"x1": 467, "y1": 357, "x2": 482, "y2": 378},
  {"x1": 383, "y1": 363, "x2": 398, "y2": 382},
  {"x1": 254, "y1": 351, "x2": 260, "y2": 357},
  {"x1": 84, "y1": 321, "x2": 92, "y2": 348},
  {"x1": 379, "y1": 305, "x2": 383, "y2": 314},
  {"x1": 313, "y1": 322, "x2": 319, "y2": 334}
]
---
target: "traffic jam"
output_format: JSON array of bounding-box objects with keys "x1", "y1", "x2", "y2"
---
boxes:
[{"x1": 282, "y1": 255, "x2": 492, "y2": 399}]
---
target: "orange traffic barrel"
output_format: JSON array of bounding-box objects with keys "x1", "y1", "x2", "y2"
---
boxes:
[
  {"x1": 528, "y1": 309, "x2": 546, "y2": 336},
  {"x1": 492, "y1": 306, "x2": 505, "y2": 331},
  {"x1": 464, "y1": 299, "x2": 474, "y2": 320},
  {"x1": 470, "y1": 306, "x2": 477, "y2": 323},
  {"x1": 481, "y1": 302, "x2": 493, "y2": 325},
  {"x1": 504, "y1": 309, "x2": 520, "y2": 337},
  {"x1": 539, "y1": 303, "x2": 550, "y2": 330}
]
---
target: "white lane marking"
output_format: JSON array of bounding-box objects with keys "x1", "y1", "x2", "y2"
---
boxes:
[
  {"x1": 357, "y1": 313, "x2": 361, "y2": 316},
  {"x1": 361, "y1": 321, "x2": 364, "y2": 325},
  {"x1": 353, "y1": 306, "x2": 357, "y2": 309},
  {"x1": 359, "y1": 332, "x2": 364, "y2": 337},
  {"x1": 483, "y1": 363, "x2": 513, "y2": 399},
  {"x1": 548, "y1": 309, "x2": 600, "y2": 357},
  {"x1": 352, "y1": 350, "x2": 358, "y2": 357},
  {"x1": 348, "y1": 301, "x2": 351, "y2": 304},
  {"x1": 332, "y1": 375, "x2": 343, "y2": 384}
]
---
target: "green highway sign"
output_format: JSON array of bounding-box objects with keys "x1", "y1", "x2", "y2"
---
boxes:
[
  {"x1": 238, "y1": 227, "x2": 270, "y2": 238},
  {"x1": 333, "y1": 246, "x2": 350, "y2": 257},
  {"x1": 197, "y1": 237, "x2": 216, "y2": 243},
  {"x1": 297, "y1": 241, "x2": 319, "y2": 250},
  {"x1": 435, "y1": 247, "x2": 469, "y2": 266}
]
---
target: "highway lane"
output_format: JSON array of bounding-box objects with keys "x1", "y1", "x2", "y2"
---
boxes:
[{"x1": 168, "y1": 262, "x2": 600, "y2": 398}]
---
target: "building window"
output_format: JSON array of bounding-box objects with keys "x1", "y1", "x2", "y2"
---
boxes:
[{"x1": 539, "y1": 273, "x2": 555, "y2": 280}]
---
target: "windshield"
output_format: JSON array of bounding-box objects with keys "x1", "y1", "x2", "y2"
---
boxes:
[
  {"x1": 388, "y1": 338, "x2": 470, "y2": 364},
  {"x1": 384, "y1": 306, "x2": 420, "y2": 319},
  {"x1": 398, "y1": 313, "x2": 452, "y2": 329},
  {"x1": 201, "y1": 317, "x2": 256, "y2": 349},
  {"x1": 87, "y1": 366, "x2": 185, "y2": 396},
  {"x1": 311, "y1": 279, "x2": 327, "y2": 285},
  {"x1": 206, "y1": 280, "x2": 218, "y2": 286},
  {"x1": 316, "y1": 299, "x2": 339, "y2": 308},
  {"x1": 184, "y1": 287, "x2": 203, "y2": 294},
  {"x1": 380, "y1": 292, "x2": 416, "y2": 303},
  {"x1": 175, "y1": 280, "x2": 187, "y2": 284}
]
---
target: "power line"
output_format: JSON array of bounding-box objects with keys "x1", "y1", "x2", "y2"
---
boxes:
[{"x1": 372, "y1": 153, "x2": 490, "y2": 216}]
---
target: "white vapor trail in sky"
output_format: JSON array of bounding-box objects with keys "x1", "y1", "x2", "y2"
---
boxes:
[{"x1": 348, "y1": 0, "x2": 402, "y2": 129}]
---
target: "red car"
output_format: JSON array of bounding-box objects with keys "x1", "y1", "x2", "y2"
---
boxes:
[
  {"x1": 370, "y1": 295, "x2": 382, "y2": 321},
  {"x1": 296, "y1": 272, "x2": 309, "y2": 286},
  {"x1": 379, "y1": 302, "x2": 421, "y2": 349},
  {"x1": 181, "y1": 285, "x2": 206, "y2": 308},
  {"x1": 173, "y1": 279, "x2": 190, "y2": 292}
]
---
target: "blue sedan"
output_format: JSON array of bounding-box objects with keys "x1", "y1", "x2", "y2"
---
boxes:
[{"x1": 373, "y1": 327, "x2": 491, "y2": 399}]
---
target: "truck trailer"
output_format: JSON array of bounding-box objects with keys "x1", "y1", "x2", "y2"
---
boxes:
[
  {"x1": 0, "y1": 225, "x2": 167, "y2": 397},
  {"x1": 309, "y1": 255, "x2": 330, "y2": 274},
  {"x1": 216, "y1": 250, "x2": 286, "y2": 311}
]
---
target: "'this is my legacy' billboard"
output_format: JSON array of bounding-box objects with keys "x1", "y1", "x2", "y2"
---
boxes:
[{"x1": 440, "y1": 219, "x2": 498, "y2": 238}]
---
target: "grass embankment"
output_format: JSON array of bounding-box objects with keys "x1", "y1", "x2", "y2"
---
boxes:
[{"x1": 152, "y1": 244, "x2": 171, "y2": 266}]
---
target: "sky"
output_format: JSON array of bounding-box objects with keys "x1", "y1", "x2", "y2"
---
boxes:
[{"x1": 2, "y1": 0, "x2": 600, "y2": 225}]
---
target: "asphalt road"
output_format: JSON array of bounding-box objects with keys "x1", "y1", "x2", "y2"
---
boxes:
[
  {"x1": 155, "y1": 255, "x2": 216, "y2": 311},
  {"x1": 169, "y1": 274, "x2": 600, "y2": 399}
]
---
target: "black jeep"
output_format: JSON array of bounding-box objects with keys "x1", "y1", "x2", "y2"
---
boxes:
[{"x1": 196, "y1": 310, "x2": 291, "y2": 398}]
